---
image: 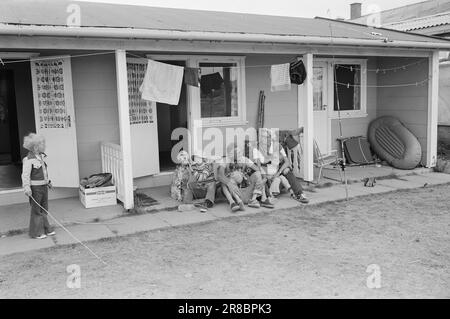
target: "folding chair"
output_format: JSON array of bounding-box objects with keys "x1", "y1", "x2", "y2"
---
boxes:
[{"x1": 313, "y1": 139, "x2": 342, "y2": 183}]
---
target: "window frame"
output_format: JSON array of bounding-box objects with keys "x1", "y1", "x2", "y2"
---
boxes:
[
  {"x1": 313, "y1": 61, "x2": 329, "y2": 112},
  {"x1": 190, "y1": 55, "x2": 247, "y2": 127},
  {"x1": 328, "y1": 58, "x2": 368, "y2": 119}
]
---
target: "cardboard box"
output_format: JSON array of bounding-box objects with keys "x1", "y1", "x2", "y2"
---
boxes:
[{"x1": 79, "y1": 185, "x2": 117, "y2": 208}]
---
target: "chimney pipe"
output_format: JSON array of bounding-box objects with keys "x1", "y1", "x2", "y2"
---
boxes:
[{"x1": 350, "y1": 2, "x2": 362, "y2": 20}]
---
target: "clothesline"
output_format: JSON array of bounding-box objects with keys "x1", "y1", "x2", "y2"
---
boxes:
[
  {"x1": 0, "y1": 51, "x2": 116, "y2": 65},
  {"x1": 0, "y1": 50, "x2": 431, "y2": 89},
  {"x1": 126, "y1": 52, "x2": 427, "y2": 74},
  {"x1": 336, "y1": 77, "x2": 430, "y2": 88},
  {"x1": 0, "y1": 50, "x2": 428, "y2": 74},
  {"x1": 336, "y1": 59, "x2": 426, "y2": 73}
]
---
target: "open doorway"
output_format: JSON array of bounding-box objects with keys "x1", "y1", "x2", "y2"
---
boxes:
[
  {"x1": 156, "y1": 60, "x2": 188, "y2": 172},
  {"x1": 0, "y1": 61, "x2": 36, "y2": 191},
  {"x1": 0, "y1": 69, "x2": 22, "y2": 190}
]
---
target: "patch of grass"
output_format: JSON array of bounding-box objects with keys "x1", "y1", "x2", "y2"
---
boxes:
[{"x1": 4, "y1": 229, "x2": 27, "y2": 237}]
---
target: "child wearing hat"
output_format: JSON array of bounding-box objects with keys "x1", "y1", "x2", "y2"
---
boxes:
[{"x1": 21, "y1": 133, "x2": 55, "y2": 239}]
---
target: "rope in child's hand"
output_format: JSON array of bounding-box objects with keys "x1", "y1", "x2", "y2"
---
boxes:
[{"x1": 29, "y1": 195, "x2": 108, "y2": 266}]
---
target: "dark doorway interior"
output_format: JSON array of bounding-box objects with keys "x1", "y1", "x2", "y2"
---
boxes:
[
  {"x1": 156, "y1": 60, "x2": 188, "y2": 172},
  {"x1": 0, "y1": 70, "x2": 20, "y2": 164},
  {"x1": 0, "y1": 69, "x2": 22, "y2": 190}
]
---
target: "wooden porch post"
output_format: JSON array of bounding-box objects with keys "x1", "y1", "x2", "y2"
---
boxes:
[
  {"x1": 299, "y1": 53, "x2": 314, "y2": 182},
  {"x1": 115, "y1": 49, "x2": 134, "y2": 209},
  {"x1": 426, "y1": 50, "x2": 439, "y2": 168}
]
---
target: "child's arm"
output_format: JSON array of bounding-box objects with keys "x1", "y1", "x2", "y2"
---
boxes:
[{"x1": 21, "y1": 158, "x2": 32, "y2": 197}]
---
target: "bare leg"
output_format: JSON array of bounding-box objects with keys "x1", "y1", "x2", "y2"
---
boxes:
[{"x1": 221, "y1": 184, "x2": 235, "y2": 205}]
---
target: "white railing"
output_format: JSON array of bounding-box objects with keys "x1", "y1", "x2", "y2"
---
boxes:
[{"x1": 101, "y1": 142, "x2": 125, "y2": 204}]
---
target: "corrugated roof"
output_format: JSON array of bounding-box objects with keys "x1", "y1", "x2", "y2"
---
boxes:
[
  {"x1": 351, "y1": 0, "x2": 450, "y2": 25},
  {"x1": 0, "y1": 0, "x2": 448, "y2": 44},
  {"x1": 384, "y1": 12, "x2": 450, "y2": 31}
]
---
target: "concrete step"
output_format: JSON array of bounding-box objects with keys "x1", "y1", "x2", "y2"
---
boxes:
[{"x1": 0, "y1": 187, "x2": 78, "y2": 206}]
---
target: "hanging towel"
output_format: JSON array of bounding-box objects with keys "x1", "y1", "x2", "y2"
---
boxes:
[
  {"x1": 139, "y1": 59, "x2": 184, "y2": 105},
  {"x1": 184, "y1": 67, "x2": 201, "y2": 87},
  {"x1": 290, "y1": 60, "x2": 307, "y2": 85},
  {"x1": 200, "y1": 72, "x2": 224, "y2": 95},
  {"x1": 270, "y1": 63, "x2": 291, "y2": 92}
]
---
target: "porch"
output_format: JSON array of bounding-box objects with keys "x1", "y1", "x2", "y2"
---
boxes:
[
  {"x1": 0, "y1": 46, "x2": 441, "y2": 211},
  {"x1": 0, "y1": 164, "x2": 434, "y2": 238}
]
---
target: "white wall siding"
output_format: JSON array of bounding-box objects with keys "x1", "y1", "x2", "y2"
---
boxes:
[
  {"x1": 376, "y1": 57, "x2": 429, "y2": 164},
  {"x1": 71, "y1": 54, "x2": 120, "y2": 179},
  {"x1": 438, "y1": 62, "x2": 450, "y2": 125},
  {"x1": 245, "y1": 54, "x2": 299, "y2": 130}
]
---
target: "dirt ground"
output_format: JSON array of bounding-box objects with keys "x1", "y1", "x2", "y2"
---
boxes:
[{"x1": 0, "y1": 184, "x2": 449, "y2": 299}]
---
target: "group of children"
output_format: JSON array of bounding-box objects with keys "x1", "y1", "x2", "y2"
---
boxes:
[
  {"x1": 22, "y1": 129, "x2": 309, "y2": 239},
  {"x1": 220, "y1": 136, "x2": 309, "y2": 212}
]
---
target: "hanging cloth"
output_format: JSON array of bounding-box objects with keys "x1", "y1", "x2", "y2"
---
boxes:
[
  {"x1": 200, "y1": 72, "x2": 224, "y2": 95},
  {"x1": 270, "y1": 63, "x2": 291, "y2": 92},
  {"x1": 139, "y1": 59, "x2": 184, "y2": 105},
  {"x1": 289, "y1": 59, "x2": 307, "y2": 85},
  {"x1": 184, "y1": 67, "x2": 201, "y2": 87}
]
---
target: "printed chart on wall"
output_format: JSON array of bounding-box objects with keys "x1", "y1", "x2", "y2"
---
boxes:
[
  {"x1": 30, "y1": 56, "x2": 80, "y2": 187},
  {"x1": 127, "y1": 59, "x2": 160, "y2": 177}
]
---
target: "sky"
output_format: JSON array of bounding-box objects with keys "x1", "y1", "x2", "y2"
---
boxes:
[{"x1": 77, "y1": 0, "x2": 425, "y2": 19}]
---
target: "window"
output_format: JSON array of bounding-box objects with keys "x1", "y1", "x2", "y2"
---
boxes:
[
  {"x1": 331, "y1": 60, "x2": 367, "y2": 118},
  {"x1": 313, "y1": 66, "x2": 326, "y2": 111},
  {"x1": 192, "y1": 56, "x2": 246, "y2": 126},
  {"x1": 200, "y1": 62, "x2": 239, "y2": 118}
]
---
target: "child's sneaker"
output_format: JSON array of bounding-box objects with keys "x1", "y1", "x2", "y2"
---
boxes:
[
  {"x1": 292, "y1": 193, "x2": 309, "y2": 204},
  {"x1": 46, "y1": 231, "x2": 56, "y2": 236},
  {"x1": 34, "y1": 234, "x2": 47, "y2": 239},
  {"x1": 230, "y1": 202, "x2": 240, "y2": 212},
  {"x1": 248, "y1": 199, "x2": 260, "y2": 208},
  {"x1": 238, "y1": 201, "x2": 245, "y2": 211},
  {"x1": 260, "y1": 199, "x2": 274, "y2": 209}
]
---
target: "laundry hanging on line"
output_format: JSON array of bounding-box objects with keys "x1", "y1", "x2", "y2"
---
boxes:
[
  {"x1": 270, "y1": 63, "x2": 291, "y2": 92},
  {"x1": 183, "y1": 67, "x2": 201, "y2": 87},
  {"x1": 200, "y1": 72, "x2": 224, "y2": 95},
  {"x1": 290, "y1": 59, "x2": 307, "y2": 85},
  {"x1": 139, "y1": 58, "x2": 307, "y2": 102},
  {"x1": 139, "y1": 59, "x2": 184, "y2": 105}
]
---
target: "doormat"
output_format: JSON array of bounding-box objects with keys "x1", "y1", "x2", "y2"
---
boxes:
[{"x1": 134, "y1": 192, "x2": 159, "y2": 207}]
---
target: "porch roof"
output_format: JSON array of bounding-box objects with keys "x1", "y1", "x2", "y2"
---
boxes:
[{"x1": 1, "y1": 0, "x2": 450, "y2": 49}]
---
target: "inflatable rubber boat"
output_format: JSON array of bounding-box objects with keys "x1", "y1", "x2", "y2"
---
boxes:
[{"x1": 368, "y1": 116, "x2": 422, "y2": 170}]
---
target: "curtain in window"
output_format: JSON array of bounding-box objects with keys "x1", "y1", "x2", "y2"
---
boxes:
[
  {"x1": 31, "y1": 58, "x2": 71, "y2": 129},
  {"x1": 127, "y1": 62, "x2": 154, "y2": 125}
]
